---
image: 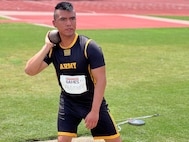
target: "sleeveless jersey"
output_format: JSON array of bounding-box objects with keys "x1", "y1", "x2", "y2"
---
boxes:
[{"x1": 44, "y1": 33, "x2": 105, "y2": 98}]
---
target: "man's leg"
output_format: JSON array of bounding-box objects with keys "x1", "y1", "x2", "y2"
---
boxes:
[
  {"x1": 58, "y1": 135, "x2": 73, "y2": 142},
  {"x1": 105, "y1": 136, "x2": 122, "y2": 142},
  {"x1": 57, "y1": 95, "x2": 82, "y2": 142},
  {"x1": 92, "y1": 109, "x2": 122, "y2": 142}
]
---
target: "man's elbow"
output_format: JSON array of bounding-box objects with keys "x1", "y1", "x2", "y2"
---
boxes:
[{"x1": 24, "y1": 67, "x2": 36, "y2": 76}]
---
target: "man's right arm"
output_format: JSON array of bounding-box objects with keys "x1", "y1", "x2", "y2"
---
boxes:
[
  {"x1": 24, "y1": 43, "x2": 53, "y2": 76},
  {"x1": 25, "y1": 32, "x2": 54, "y2": 76}
]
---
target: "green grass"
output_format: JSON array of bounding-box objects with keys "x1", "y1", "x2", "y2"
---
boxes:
[
  {"x1": 0, "y1": 16, "x2": 8, "y2": 20},
  {"x1": 0, "y1": 23, "x2": 189, "y2": 142},
  {"x1": 149, "y1": 15, "x2": 189, "y2": 21}
]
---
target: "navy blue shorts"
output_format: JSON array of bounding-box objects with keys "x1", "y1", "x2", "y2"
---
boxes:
[{"x1": 57, "y1": 93, "x2": 120, "y2": 140}]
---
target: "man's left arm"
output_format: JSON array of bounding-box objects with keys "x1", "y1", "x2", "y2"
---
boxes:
[{"x1": 84, "y1": 66, "x2": 106, "y2": 129}]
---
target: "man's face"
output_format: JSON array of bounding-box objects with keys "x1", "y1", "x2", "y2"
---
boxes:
[{"x1": 53, "y1": 10, "x2": 76, "y2": 37}]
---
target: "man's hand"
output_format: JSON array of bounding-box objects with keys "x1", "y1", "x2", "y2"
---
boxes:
[{"x1": 84, "y1": 111, "x2": 99, "y2": 129}]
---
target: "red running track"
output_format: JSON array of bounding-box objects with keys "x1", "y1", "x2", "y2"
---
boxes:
[{"x1": 0, "y1": 0, "x2": 189, "y2": 29}]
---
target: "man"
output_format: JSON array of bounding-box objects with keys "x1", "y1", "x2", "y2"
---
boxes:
[{"x1": 25, "y1": 2, "x2": 121, "y2": 142}]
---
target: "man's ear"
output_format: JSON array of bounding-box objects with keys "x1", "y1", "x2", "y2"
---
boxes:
[{"x1": 52, "y1": 20, "x2": 56, "y2": 27}]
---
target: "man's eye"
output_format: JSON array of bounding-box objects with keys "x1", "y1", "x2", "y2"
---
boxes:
[
  {"x1": 60, "y1": 18, "x2": 66, "y2": 21},
  {"x1": 70, "y1": 17, "x2": 76, "y2": 20}
]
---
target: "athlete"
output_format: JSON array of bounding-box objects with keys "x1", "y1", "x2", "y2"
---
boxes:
[{"x1": 25, "y1": 2, "x2": 121, "y2": 142}]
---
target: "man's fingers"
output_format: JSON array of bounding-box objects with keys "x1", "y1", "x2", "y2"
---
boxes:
[{"x1": 85, "y1": 119, "x2": 98, "y2": 129}]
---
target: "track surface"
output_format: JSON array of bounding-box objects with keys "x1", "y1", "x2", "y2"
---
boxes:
[{"x1": 0, "y1": 0, "x2": 189, "y2": 29}]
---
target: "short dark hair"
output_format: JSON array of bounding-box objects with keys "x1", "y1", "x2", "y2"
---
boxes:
[
  {"x1": 55, "y1": 2, "x2": 73, "y2": 11},
  {"x1": 54, "y1": 2, "x2": 74, "y2": 19}
]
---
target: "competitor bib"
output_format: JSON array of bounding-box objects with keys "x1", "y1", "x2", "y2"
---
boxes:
[{"x1": 60, "y1": 75, "x2": 87, "y2": 94}]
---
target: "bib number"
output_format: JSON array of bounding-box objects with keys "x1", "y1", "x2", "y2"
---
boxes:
[{"x1": 60, "y1": 75, "x2": 87, "y2": 94}]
